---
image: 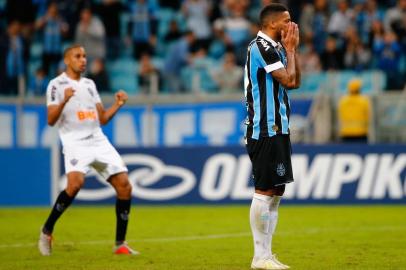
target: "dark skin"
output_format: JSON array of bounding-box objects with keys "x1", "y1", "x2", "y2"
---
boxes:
[
  {"x1": 262, "y1": 11, "x2": 301, "y2": 90},
  {"x1": 257, "y1": 11, "x2": 301, "y2": 196},
  {"x1": 47, "y1": 46, "x2": 131, "y2": 201}
]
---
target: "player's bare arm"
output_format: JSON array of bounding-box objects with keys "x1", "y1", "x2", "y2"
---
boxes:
[
  {"x1": 96, "y1": 90, "x2": 128, "y2": 125},
  {"x1": 271, "y1": 22, "x2": 300, "y2": 89},
  {"x1": 47, "y1": 87, "x2": 75, "y2": 126}
]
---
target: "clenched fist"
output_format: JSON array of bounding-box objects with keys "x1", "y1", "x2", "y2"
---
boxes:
[
  {"x1": 115, "y1": 90, "x2": 128, "y2": 106},
  {"x1": 63, "y1": 87, "x2": 75, "y2": 103}
]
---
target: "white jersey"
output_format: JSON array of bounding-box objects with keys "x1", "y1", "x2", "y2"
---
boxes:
[{"x1": 46, "y1": 72, "x2": 104, "y2": 147}]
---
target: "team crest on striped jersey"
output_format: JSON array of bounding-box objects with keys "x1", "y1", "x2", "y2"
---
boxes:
[{"x1": 276, "y1": 163, "x2": 286, "y2": 176}]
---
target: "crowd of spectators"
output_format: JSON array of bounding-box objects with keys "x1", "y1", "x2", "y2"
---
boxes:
[{"x1": 0, "y1": 0, "x2": 405, "y2": 96}]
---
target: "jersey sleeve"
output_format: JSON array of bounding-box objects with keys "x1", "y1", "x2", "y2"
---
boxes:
[
  {"x1": 256, "y1": 41, "x2": 284, "y2": 73},
  {"x1": 46, "y1": 82, "x2": 61, "y2": 106}
]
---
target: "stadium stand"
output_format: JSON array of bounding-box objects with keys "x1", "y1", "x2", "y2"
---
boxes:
[{"x1": 0, "y1": 0, "x2": 405, "y2": 142}]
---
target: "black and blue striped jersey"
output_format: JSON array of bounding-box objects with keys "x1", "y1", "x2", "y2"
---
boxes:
[{"x1": 244, "y1": 31, "x2": 291, "y2": 140}]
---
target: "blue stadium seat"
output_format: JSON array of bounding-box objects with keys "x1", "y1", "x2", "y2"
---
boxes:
[
  {"x1": 296, "y1": 72, "x2": 326, "y2": 94},
  {"x1": 107, "y1": 58, "x2": 138, "y2": 94},
  {"x1": 336, "y1": 70, "x2": 385, "y2": 94},
  {"x1": 181, "y1": 58, "x2": 218, "y2": 93}
]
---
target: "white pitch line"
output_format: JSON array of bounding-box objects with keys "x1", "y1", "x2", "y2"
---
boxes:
[
  {"x1": 0, "y1": 232, "x2": 251, "y2": 249},
  {"x1": 0, "y1": 225, "x2": 404, "y2": 249}
]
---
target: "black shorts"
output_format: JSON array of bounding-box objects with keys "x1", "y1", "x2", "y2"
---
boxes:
[{"x1": 245, "y1": 134, "x2": 294, "y2": 190}]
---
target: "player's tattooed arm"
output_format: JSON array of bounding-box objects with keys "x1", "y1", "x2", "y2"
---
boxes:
[
  {"x1": 47, "y1": 87, "x2": 75, "y2": 126},
  {"x1": 96, "y1": 90, "x2": 128, "y2": 125}
]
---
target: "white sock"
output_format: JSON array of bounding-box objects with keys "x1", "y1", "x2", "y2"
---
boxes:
[
  {"x1": 267, "y1": 195, "x2": 282, "y2": 255},
  {"x1": 250, "y1": 193, "x2": 272, "y2": 260}
]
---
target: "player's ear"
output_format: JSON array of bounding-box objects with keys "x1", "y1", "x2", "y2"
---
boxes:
[{"x1": 269, "y1": 18, "x2": 277, "y2": 31}]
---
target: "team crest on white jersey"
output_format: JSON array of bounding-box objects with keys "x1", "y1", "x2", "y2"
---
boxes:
[
  {"x1": 276, "y1": 163, "x2": 286, "y2": 176},
  {"x1": 70, "y1": 158, "x2": 78, "y2": 166}
]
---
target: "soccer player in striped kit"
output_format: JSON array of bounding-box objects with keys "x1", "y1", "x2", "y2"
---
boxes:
[{"x1": 244, "y1": 3, "x2": 301, "y2": 269}]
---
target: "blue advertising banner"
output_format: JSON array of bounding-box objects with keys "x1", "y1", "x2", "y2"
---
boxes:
[
  {"x1": 1, "y1": 144, "x2": 403, "y2": 206},
  {"x1": 0, "y1": 148, "x2": 51, "y2": 206},
  {"x1": 62, "y1": 144, "x2": 406, "y2": 205}
]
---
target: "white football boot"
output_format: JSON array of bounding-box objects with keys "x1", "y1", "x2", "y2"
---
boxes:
[
  {"x1": 251, "y1": 256, "x2": 287, "y2": 270},
  {"x1": 38, "y1": 230, "x2": 53, "y2": 256},
  {"x1": 272, "y1": 254, "x2": 290, "y2": 269}
]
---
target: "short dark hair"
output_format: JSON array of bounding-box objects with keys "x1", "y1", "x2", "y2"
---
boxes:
[
  {"x1": 259, "y1": 3, "x2": 288, "y2": 27},
  {"x1": 63, "y1": 44, "x2": 83, "y2": 58}
]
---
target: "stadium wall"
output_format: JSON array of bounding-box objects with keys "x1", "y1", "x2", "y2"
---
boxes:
[
  {"x1": 0, "y1": 101, "x2": 312, "y2": 147},
  {"x1": 0, "y1": 145, "x2": 405, "y2": 206}
]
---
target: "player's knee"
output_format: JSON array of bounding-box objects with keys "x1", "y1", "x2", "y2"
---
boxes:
[
  {"x1": 122, "y1": 180, "x2": 132, "y2": 193},
  {"x1": 117, "y1": 179, "x2": 132, "y2": 196}
]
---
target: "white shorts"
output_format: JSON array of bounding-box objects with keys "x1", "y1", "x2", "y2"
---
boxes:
[{"x1": 63, "y1": 135, "x2": 127, "y2": 180}]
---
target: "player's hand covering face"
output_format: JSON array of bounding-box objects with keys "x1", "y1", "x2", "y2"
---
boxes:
[{"x1": 281, "y1": 22, "x2": 299, "y2": 51}]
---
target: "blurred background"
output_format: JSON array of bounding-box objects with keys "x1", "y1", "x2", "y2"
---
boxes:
[{"x1": 0, "y1": 0, "x2": 405, "y2": 206}]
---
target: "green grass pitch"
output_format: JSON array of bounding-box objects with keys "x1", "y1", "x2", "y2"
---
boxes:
[{"x1": 0, "y1": 205, "x2": 405, "y2": 270}]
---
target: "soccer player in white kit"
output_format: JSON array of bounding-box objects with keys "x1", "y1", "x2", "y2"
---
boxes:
[{"x1": 38, "y1": 45, "x2": 137, "y2": 256}]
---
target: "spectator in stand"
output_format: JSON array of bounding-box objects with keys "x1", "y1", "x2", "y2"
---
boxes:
[
  {"x1": 344, "y1": 26, "x2": 371, "y2": 71},
  {"x1": 75, "y1": 7, "x2": 106, "y2": 61},
  {"x1": 164, "y1": 20, "x2": 182, "y2": 43},
  {"x1": 163, "y1": 31, "x2": 195, "y2": 93},
  {"x1": 321, "y1": 36, "x2": 344, "y2": 70},
  {"x1": 213, "y1": 0, "x2": 253, "y2": 65},
  {"x1": 55, "y1": 0, "x2": 87, "y2": 41},
  {"x1": 299, "y1": 38, "x2": 322, "y2": 73},
  {"x1": 182, "y1": 0, "x2": 212, "y2": 49},
  {"x1": 384, "y1": 0, "x2": 406, "y2": 34},
  {"x1": 186, "y1": 45, "x2": 216, "y2": 92},
  {"x1": 210, "y1": 51, "x2": 243, "y2": 93},
  {"x1": 0, "y1": 21, "x2": 27, "y2": 96},
  {"x1": 327, "y1": 0, "x2": 354, "y2": 41},
  {"x1": 299, "y1": 0, "x2": 330, "y2": 54},
  {"x1": 127, "y1": 0, "x2": 158, "y2": 60},
  {"x1": 28, "y1": 67, "x2": 49, "y2": 96},
  {"x1": 373, "y1": 30, "x2": 403, "y2": 90},
  {"x1": 368, "y1": 18, "x2": 385, "y2": 48},
  {"x1": 95, "y1": 0, "x2": 124, "y2": 60},
  {"x1": 87, "y1": 58, "x2": 110, "y2": 93},
  {"x1": 338, "y1": 78, "x2": 371, "y2": 143},
  {"x1": 5, "y1": 0, "x2": 36, "y2": 42},
  {"x1": 138, "y1": 52, "x2": 160, "y2": 94},
  {"x1": 355, "y1": 0, "x2": 384, "y2": 44},
  {"x1": 35, "y1": 2, "x2": 69, "y2": 77},
  {"x1": 384, "y1": 0, "x2": 406, "y2": 71}
]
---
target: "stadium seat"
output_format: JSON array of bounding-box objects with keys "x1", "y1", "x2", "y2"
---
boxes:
[{"x1": 107, "y1": 58, "x2": 138, "y2": 94}]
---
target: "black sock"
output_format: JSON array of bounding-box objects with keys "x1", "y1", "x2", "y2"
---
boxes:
[
  {"x1": 43, "y1": 190, "x2": 74, "y2": 234},
  {"x1": 115, "y1": 198, "x2": 131, "y2": 245}
]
